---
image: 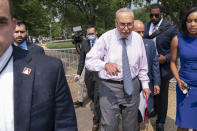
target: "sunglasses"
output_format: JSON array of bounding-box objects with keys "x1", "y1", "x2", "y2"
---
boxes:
[{"x1": 150, "y1": 14, "x2": 160, "y2": 18}]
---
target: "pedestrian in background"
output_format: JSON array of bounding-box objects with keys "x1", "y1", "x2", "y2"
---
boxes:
[
  {"x1": 75, "y1": 25, "x2": 101, "y2": 131},
  {"x1": 133, "y1": 20, "x2": 160, "y2": 124},
  {"x1": 144, "y1": 4, "x2": 178, "y2": 131},
  {"x1": 13, "y1": 19, "x2": 45, "y2": 54}
]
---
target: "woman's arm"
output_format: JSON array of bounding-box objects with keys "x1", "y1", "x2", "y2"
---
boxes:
[{"x1": 170, "y1": 36, "x2": 186, "y2": 91}]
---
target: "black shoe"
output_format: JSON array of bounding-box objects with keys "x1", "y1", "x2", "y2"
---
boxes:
[
  {"x1": 147, "y1": 110, "x2": 157, "y2": 118},
  {"x1": 156, "y1": 123, "x2": 164, "y2": 131},
  {"x1": 74, "y1": 101, "x2": 83, "y2": 108}
]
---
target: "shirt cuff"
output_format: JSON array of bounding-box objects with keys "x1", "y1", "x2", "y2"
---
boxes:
[
  {"x1": 100, "y1": 61, "x2": 107, "y2": 70},
  {"x1": 141, "y1": 81, "x2": 149, "y2": 89}
]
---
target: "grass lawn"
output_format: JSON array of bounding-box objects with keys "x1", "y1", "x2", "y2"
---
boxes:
[{"x1": 46, "y1": 40, "x2": 75, "y2": 49}]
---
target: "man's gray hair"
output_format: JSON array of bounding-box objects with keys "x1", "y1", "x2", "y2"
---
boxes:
[{"x1": 115, "y1": 8, "x2": 134, "y2": 19}]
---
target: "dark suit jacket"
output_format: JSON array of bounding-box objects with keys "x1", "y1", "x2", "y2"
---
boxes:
[
  {"x1": 77, "y1": 40, "x2": 97, "y2": 82},
  {"x1": 143, "y1": 38, "x2": 160, "y2": 87},
  {"x1": 144, "y1": 19, "x2": 178, "y2": 80},
  {"x1": 12, "y1": 45, "x2": 77, "y2": 131},
  {"x1": 77, "y1": 40, "x2": 90, "y2": 76},
  {"x1": 26, "y1": 42, "x2": 45, "y2": 54}
]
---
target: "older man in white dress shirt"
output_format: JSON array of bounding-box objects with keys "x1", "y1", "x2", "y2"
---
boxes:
[{"x1": 85, "y1": 8, "x2": 151, "y2": 131}]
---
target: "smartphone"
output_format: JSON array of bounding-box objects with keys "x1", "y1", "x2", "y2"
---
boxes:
[{"x1": 181, "y1": 84, "x2": 191, "y2": 94}]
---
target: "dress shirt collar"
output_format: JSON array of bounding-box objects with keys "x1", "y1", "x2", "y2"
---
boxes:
[
  {"x1": 150, "y1": 18, "x2": 163, "y2": 30},
  {"x1": 14, "y1": 40, "x2": 28, "y2": 50},
  {"x1": 0, "y1": 45, "x2": 13, "y2": 72},
  {"x1": 149, "y1": 18, "x2": 163, "y2": 36}
]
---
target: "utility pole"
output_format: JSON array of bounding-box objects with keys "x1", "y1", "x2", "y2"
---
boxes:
[{"x1": 50, "y1": 23, "x2": 52, "y2": 44}]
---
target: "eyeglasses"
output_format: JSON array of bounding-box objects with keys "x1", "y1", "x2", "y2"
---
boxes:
[
  {"x1": 150, "y1": 14, "x2": 160, "y2": 18},
  {"x1": 117, "y1": 22, "x2": 133, "y2": 29}
]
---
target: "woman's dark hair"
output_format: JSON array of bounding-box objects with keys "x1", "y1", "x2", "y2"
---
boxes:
[{"x1": 182, "y1": 7, "x2": 197, "y2": 37}]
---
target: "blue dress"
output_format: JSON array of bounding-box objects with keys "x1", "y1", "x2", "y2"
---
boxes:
[{"x1": 176, "y1": 34, "x2": 197, "y2": 129}]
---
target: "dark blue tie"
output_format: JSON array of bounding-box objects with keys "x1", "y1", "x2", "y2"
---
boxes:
[
  {"x1": 122, "y1": 38, "x2": 133, "y2": 95},
  {"x1": 90, "y1": 41, "x2": 94, "y2": 48}
]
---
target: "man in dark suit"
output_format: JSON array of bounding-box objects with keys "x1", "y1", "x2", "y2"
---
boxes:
[
  {"x1": 134, "y1": 20, "x2": 160, "y2": 115},
  {"x1": 13, "y1": 19, "x2": 45, "y2": 54},
  {"x1": 134, "y1": 21, "x2": 160, "y2": 131},
  {"x1": 0, "y1": 0, "x2": 77, "y2": 130},
  {"x1": 75, "y1": 25, "x2": 100, "y2": 131},
  {"x1": 144, "y1": 4, "x2": 178, "y2": 131}
]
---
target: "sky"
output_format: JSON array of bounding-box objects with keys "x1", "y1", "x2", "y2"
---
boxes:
[{"x1": 131, "y1": 0, "x2": 158, "y2": 9}]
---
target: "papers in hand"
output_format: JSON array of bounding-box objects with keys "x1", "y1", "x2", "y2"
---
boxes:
[{"x1": 138, "y1": 91, "x2": 148, "y2": 122}]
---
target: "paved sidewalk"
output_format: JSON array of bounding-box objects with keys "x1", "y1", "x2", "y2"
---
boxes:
[{"x1": 75, "y1": 107, "x2": 93, "y2": 131}]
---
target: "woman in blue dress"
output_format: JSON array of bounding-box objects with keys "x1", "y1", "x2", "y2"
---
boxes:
[{"x1": 171, "y1": 7, "x2": 197, "y2": 131}]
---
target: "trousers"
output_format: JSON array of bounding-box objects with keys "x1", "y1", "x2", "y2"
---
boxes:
[
  {"x1": 99, "y1": 77, "x2": 140, "y2": 131},
  {"x1": 155, "y1": 77, "x2": 170, "y2": 124},
  {"x1": 85, "y1": 70, "x2": 101, "y2": 124}
]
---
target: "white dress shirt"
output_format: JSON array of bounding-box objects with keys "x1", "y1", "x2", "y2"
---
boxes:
[
  {"x1": 149, "y1": 18, "x2": 163, "y2": 36},
  {"x1": 149, "y1": 18, "x2": 163, "y2": 55},
  {"x1": 0, "y1": 45, "x2": 14, "y2": 131},
  {"x1": 85, "y1": 28, "x2": 149, "y2": 89}
]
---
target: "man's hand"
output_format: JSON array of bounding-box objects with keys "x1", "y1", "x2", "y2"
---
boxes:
[
  {"x1": 104, "y1": 63, "x2": 121, "y2": 76},
  {"x1": 158, "y1": 54, "x2": 166, "y2": 64},
  {"x1": 74, "y1": 75, "x2": 80, "y2": 82},
  {"x1": 143, "y1": 88, "x2": 151, "y2": 99},
  {"x1": 154, "y1": 85, "x2": 160, "y2": 95}
]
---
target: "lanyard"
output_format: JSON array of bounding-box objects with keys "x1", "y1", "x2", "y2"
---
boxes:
[{"x1": 0, "y1": 53, "x2": 13, "y2": 74}]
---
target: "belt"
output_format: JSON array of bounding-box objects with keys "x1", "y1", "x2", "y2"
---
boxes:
[{"x1": 102, "y1": 79, "x2": 124, "y2": 84}]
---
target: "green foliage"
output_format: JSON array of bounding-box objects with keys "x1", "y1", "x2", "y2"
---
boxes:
[
  {"x1": 133, "y1": 8, "x2": 150, "y2": 23},
  {"x1": 160, "y1": 0, "x2": 197, "y2": 30},
  {"x1": 55, "y1": 0, "x2": 134, "y2": 35},
  {"x1": 131, "y1": 0, "x2": 197, "y2": 30},
  {"x1": 13, "y1": 0, "x2": 196, "y2": 36},
  {"x1": 46, "y1": 41, "x2": 75, "y2": 49},
  {"x1": 13, "y1": 0, "x2": 51, "y2": 36}
]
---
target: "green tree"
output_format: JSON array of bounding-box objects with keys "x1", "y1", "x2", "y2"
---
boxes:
[
  {"x1": 130, "y1": 0, "x2": 197, "y2": 30},
  {"x1": 42, "y1": 0, "x2": 134, "y2": 35},
  {"x1": 133, "y1": 8, "x2": 150, "y2": 23},
  {"x1": 160, "y1": 0, "x2": 197, "y2": 30},
  {"x1": 13, "y1": 0, "x2": 53, "y2": 36}
]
